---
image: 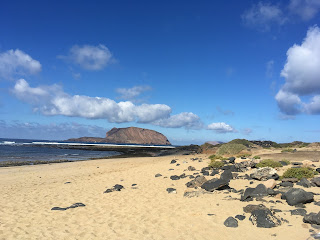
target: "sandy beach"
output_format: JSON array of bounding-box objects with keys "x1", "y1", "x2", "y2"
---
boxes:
[{"x1": 1, "y1": 153, "x2": 319, "y2": 240}]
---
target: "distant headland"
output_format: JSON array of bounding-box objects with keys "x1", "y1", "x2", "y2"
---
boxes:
[{"x1": 67, "y1": 126, "x2": 171, "y2": 146}]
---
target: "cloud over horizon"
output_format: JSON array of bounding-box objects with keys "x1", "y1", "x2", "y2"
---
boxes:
[
  {"x1": 11, "y1": 79, "x2": 205, "y2": 130},
  {"x1": 0, "y1": 49, "x2": 41, "y2": 80},
  {"x1": 276, "y1": 25, "x2": 320, "y2": 116},
  {"x1": 59, "y1": 44, "x2": 114, "y2": 70},
  {"x1": 0, "y1": 120, "x2": 107, "y2": 140},
  {"x1": 207, "y1": 122, "x2": 236, "y2": 133},
  {"x1": 153, "y1": 112, "x2": 203, "y2": 129}
]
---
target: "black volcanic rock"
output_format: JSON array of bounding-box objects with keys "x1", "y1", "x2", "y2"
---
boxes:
[{"x1": 281, "y1": 188, "x2": 314, "y2": 206}]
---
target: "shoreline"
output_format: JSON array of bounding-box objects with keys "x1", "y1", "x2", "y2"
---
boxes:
[{"x1": 0, "y1": 144, "x2": 200, "y2": 167}]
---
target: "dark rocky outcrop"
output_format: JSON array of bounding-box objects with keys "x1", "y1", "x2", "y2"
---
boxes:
[
  {"x1": 104, "y1": 184, "x2": 124, "y2": 193},
  {"x1": 281, "y1": 188, "x2": 314, "y2": 206},
  {"x1": 311, "y1": 177, "x2": 320, "y2": 187},
  {"x1": 220, "y1": 169, "x2": 233, "y2": 182},
  {"x1": 186, "y1": 175, "x2": 207, "y2": 188},
  {"x1": 51, "y1": 202, "x2": 86, "y2": 211},
  {"x1": 224, "y1": 217, "x2": 238, "y2": 228},
  {"x1": 290, "y1": 209, "x2": 307, "y2": 216},
  {"x1": 297, "y1": 178, "x2": 312, "y2": 188},
  {"x1": 235, "y1": 215, "x2": 246, "y2": 221},
  {"x1": 166, "y1": 188, "x2": 177, "y2": 194},
  {"x1": 241, "y1": 184, "x2": 268, "y2": 201},
  {"x1": 304, "y1": 212, "x2": 320, "y2": 225},
  {"x1": 201, "y1": 178, "x2": 230, "y2": 192},
  {"x1": 249, "y1": 209, "x2": 282, "y2": 228},
  {"x1": 170, "y1": 175, "x2": 180, "y2": 180},
  {"x1": 280, "y1": 181, "x2": 294, "y2": 187},
  {"x1": 250, "y1": 167, "x2": 278, "y2": 181}
]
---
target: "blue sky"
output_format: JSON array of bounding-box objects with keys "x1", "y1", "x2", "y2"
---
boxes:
[{"x1": 1, "y1": 0, "x2": 320, "y2": 145}]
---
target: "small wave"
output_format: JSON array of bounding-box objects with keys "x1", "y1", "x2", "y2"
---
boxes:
[{"x1": 0, "y1": 141, "x2": 16, "y2": 145}]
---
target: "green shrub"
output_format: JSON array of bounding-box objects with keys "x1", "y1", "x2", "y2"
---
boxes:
[
  {"x1": 253, "y1": 156, "x2": 261, "y2": 159},
  {"x1": 282, "y1": 167, "x2": 315, "y2": 180},
  {"x1": 209, "y1": 154, "x2": 220, "y2": 160},
  {"x1": 228, "y1": 139, "x2": 252, "y2": 147},
  {"x1": 281, "y1": 148, "x2": 294, "y2": 153},
  {"x1": 208, "y1": 160, "x2": 225, "y2": 169},
  {"x1": 216, "y1": 143, "x2": 246, "y2": 156},
  {"x1": 256, "y1": 159, "x2": 282, "y2": 168}
]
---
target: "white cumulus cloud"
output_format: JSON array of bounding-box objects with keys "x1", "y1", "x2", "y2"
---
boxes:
[
  {"x1": 12, "y1": 79, "x2": 171, "y2": 123},
  {"x1": 11, "y1": 80, "x2": 205, "y2": 129},
  {"x1": 0, "y1": 49, "x2": 41, "y2": 80},
  {"x1": 153, "y1": 112, "x2": 203, "y2": 129},
  {"x1": 242, "y1": 2, "x2": 287, "y2": 31},
  {"x1": 281, "y1": 25, "x2": 320, "y2": 95},
  {"x1": 276, "y1": 25, "x2": 320, "y2": 116},
  {"x1": 59, "y1": 44, "x2": 114, "y2": 70},
  {"x1": 207, "y1": 122, "x2": 236, "y2": 134}
]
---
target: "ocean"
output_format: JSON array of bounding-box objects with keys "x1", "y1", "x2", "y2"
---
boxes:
[{"x1": 0, "y1": 138, "x2": 121, "y2": 163}]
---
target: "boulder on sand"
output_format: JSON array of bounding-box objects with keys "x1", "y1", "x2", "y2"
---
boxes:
[
  {"x1": 201, "y1": 178, "x2": 229, "y2": 192},
  {"x1": 186, "y1": 175, "x2": 207, "y2": 188},
  {"x1": 281, "y1": 188, "x2": 314, "y2": 206},
  {"x1": 241, "y1": 184, "x2": 268, "y2": 201},
  {"x1": 249, "y1": 209, "x2": 282, "y2": 228},
  {"x1": 303, "y1": 212, "x2": 320, "y2": 225},
  {"x1": 234, "y1": 160, "x2": 256, "y2": 171},
  {"x1": 224, "y1": 217, "x2": 238, "y2": 228},
  {"x1": 251, "y1": 167, "x2": 278, "y2": 181}
]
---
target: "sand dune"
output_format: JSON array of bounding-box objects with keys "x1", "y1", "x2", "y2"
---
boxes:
[{"x1": 0, "y1": 154, "x2": 319, "y2": 239}]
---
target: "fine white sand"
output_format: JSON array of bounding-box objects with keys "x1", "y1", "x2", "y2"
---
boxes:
[{"x1": 0, "y1": 154, "x2": 319, "y2": 240}]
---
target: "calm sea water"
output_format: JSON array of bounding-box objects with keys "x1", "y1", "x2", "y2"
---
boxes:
[{"x1": 0, "y1": 138, "x2": 121, "y2": 162}]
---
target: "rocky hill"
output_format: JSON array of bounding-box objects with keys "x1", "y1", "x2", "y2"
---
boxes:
[
  {"x1": 67, "y1": 127, "x2": 171, "y2": 145},
  {"x1": 105, "y1": 127, "x2": 171, "y2": 145}
]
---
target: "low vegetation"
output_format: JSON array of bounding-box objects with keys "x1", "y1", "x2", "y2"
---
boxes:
[
  {"x1": 228, "y1": 139, "x2": 252, "y2": 147},
  {"x1": 282, "y1": 167, "x2": 316, "y2": 180},
  {"x1": 256, "y1": 159, "x2": 282, "y2": 168},
  {"x1": 208, "y1": 159, "x2": 225, "y2": 169},
  {"x1": 253, "y1": 156, "x2": 261, "y2": 159},
  {"x1": 280, "y1": 159, "x2": 291, "y2": 165},
  {"x1": 281, "y1": 148, "x2": 295, "y2": 153},
  {"x1": 216, "y1": 143, "x2": 247, "y2": 156},
  {"x1": 209, "y1": 154, "x2": 220, "y2": 160},
  {"x1": 236, "y1": 153, "x2": 252, "y2": 158}
]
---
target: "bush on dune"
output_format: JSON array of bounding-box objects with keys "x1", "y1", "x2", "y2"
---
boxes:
[
  {"x1": 216, "y1": 143, "x2": 246, "y2": 156},
  {"x1": 282, "y1": 167, "x2": 315, "y2": 180},
  {"x1": 209, "y1": 160, "x2": 225, "y2": 169},
  {"x1": 228, "y1": 139, "x2": 252, "y2": 147},
  {"x1": 256, "y1": 159, "x2": 282, "y2": 168}
]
